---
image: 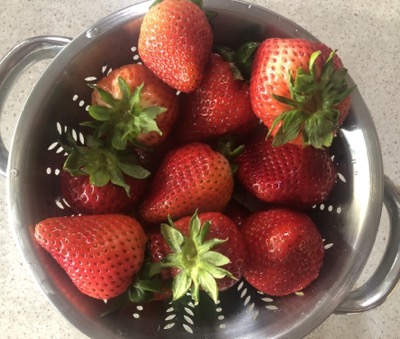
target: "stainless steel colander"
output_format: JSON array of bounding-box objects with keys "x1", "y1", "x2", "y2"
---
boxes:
[{"x1": 0, "y1": 1, "x2": 399, "y2": 338}]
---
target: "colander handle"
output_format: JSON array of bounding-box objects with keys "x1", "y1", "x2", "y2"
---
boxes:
[
  {"x1": 0, "y1": 35, "x2": 72, "y2": 177},
  {"x1": 335, "y1": 175, "x2": 400, "y2": 313}
]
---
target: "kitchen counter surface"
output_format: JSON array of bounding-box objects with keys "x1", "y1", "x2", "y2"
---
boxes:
[{"x1": 0, "y1": 1, "x2": 399, "y2": 338}]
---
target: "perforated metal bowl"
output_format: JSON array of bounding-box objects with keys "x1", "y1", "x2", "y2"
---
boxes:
[{"x1": 0, "y1": 1, "x2": 399, "y2": 338}]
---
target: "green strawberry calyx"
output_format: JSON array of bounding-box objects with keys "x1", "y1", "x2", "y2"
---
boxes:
[
  {"x1": 85, "y1": 78, "x2": 166, "y2": 150},
  {"x1": 216, "y1": 135, "x2": 245, "y2": 174},
  {"x1": 269, "y1": 50, "x2": 355, "y2": 149},
  {"x1": 128, "y1": 260, "x2": 167, "y2": 304},
  {"x1": 216, "y1": 41, "x2": 260, "y2": 81},
  {"x1": 61, "y1": 133, "x2": 150, "y2": 196},
  {"x1": 149, "y1": 211, "x2": 236, "y2": 305},
  {"x1": 101, "y1": 256, "x2": 168, "y2": 316}
]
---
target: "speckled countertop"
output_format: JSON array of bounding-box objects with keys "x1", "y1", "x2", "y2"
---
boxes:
[{"x1": 0, "y1": 0, "x2": 399, "y2": 338}]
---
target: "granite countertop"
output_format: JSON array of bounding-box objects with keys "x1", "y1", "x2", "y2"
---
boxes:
[{"x1": 0, "y1": 0, "x2": 399, "y2": 338}]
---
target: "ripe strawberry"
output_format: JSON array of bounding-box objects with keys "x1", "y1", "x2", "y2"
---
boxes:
[
  {"x1": 250, "y1": 38, "x2": 353, "y2": 148},
  {"x1": 61, "y1": 134, "x2": 150, "y2": 206},
  {"x1": 235, "y1": 136, "x2": 337, "y2": 209},
  {"x1": 139, "y1": 142, "x2": 234, "y2": 224},
  {"x1": 148, "y1": 211, "x2": 246, "y2": 304},
  {"x1": 241, "y1": 208, "x2": 324, "y2": 296},
  {"x1": 60, "y1": 170, "x2": 147, "y2": 214},
  {"x1": 138, "y1": 0, "x2": 213, "y2": 92},
  {"x1": 175, "y1": 53, "x2": 258, "y2": 142},
  {"x1": 34, "y1": 214, "x2": 147, "y2": 300},
  {"x1": 90, "y1": 63, "x2": 180, "y2": 148}
]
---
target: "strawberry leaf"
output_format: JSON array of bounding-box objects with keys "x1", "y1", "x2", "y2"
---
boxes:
[
  {"x1": 217, "y1": 135, "x2": 245, "y2": 174},
  {"x1": 216, "y1": 41, "x2": 259, "y2": 81},
  {"x1": 128, "y1": 258, "x2": 166, "y2": 304},
  {"x1": 89, "y1": 168, "x2": 111, "y2": 187},
  {"x1": 61, "y1": 132, "x2": 150, "y2": 196},
  {"x1": 201, "y1": 238, "x2": 227, "y2": 252},
  {"x1": 197, "y1": 270, "x2": 218, "y2": 303},
  {"x1": 201, "y1": 251, "x2": 230, "y2": 266},
  {"x1": 119, "y1": 77, "x2": 132, "y2": 102},
  {"x1": 87, "y1": 78, "x2": 165, "y2": 150},
  {"x1": 119, "y1": 162, "x2": 150, "y2": 179},
  {"x1": 309, "y1": 50, "x2": 322, "y2": 80},
  {"x1": 235, "y1": 41, "x2": 260, "y2": 80},
  {"x1": 216, "y1": 45, "x2": 235, "y2": 62},
  {"x1": 271, "y1": 110, "x2": 304, "y2": 146},
  {"x1": 88, "y1": 106, "x2": 113, "y2": 121},
  {"x1": 303, "y1": 109, "x2": 338, "y2": 148},
  {"x1": 152, "y1": 212, "x2": 235, "y2": 305},
  {"x1": 202, "y1": 264, "x2": 232, "y2": 280},
  {"x1": 89, "y1": 84, "x2": 118, "y2": 107},
  {"x1": 137, "y1": 106, "x2": 165, "y2": 135},
  {"x1": 270, "y1": 49, "x2": 355, "y2": 149},
  {"x1": 111, "y1": 128, "x2": 127, "y2": 150},
  {"x1": 190, "y1": 0, "x2": 203, "y2": 8},
  {"x1": 199, "y1": 219, "x2": 211, "y2": 243},
  {"x1": 161, "y1": 223, "x2": 185, "y2": 252},
  {"x1": 172, "y1": 272, "x2": 192, "y2": 301},
  {"x1": 150, "y1": 0, "x2": 163, "y2": 8},
  {"x1": 271, "y1": 94, "x2": 297, "y2": 107},
  {"x1": 109, "y1": 164, "x2": 130, "y2": 193}
]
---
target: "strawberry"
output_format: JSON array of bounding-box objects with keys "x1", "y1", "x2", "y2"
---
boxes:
[
  {"x1": 235, "y1": 136, "x2": 337, "y2": 209},
  {"x1": 34, "y1": 214, "x2": 147, "y2": 300},
  {"x1": 175, "y1": 53, "x2": 258, "y2": 142},
  {"x1": 148, "y1": 211, "x2": 246, "y2": 304},
  {"x1": 90, "y1": 63, "x2": 180, "y2": 148},
  {"x1": 60, "y1": 134, "x2": 150, "y2": 207},
  {"x1": 139, "y1": 142, "x2": 234, "y2": 224},
  {"x1": 138, "y1": 0, "x2": 213, "y2": 92},
  {"x1": 60, "y1": 170, "x2": 146, "y2": 214},
  {"x1": 250, "y1": 38, "x2": 353, "y2": 148},
  {"x1": 241, "y1": 208, "x2": 324, "y2": 296}
]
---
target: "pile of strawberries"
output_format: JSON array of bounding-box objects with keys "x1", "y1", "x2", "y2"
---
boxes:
[{"x1": 34, "y1": 0, "x2": 353, "y2": 307}]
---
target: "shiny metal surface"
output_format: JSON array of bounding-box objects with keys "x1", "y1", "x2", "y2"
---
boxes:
[
  {"x1": 0, "y1": 0, "x2": 399, "y2": 338},
  {"x1": 335, "y1": 176, "x2": 400, "y2": 313},
  {"x1": 0, "y1": 36, "x2": 71, "y2": 177}
]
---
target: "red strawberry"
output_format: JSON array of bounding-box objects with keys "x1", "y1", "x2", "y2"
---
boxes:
[
  {"x1": 148, "y1": 211, "x2": 246, "y2": 304},
  {"x1": 60, "y1": 171, "x2": 147, "y2": 214},
  {"x1": 235, "y1": 136, "x2": 337, "y2": 209},
  {"x1": 139, "y1": 142, "x2": 234, "y2": 224},
  {"x1": 90, "y1": 63, "x2": 180, "y2": 148},
  {"x1": 61, "y1": 134, "x2": 150, "y2": 206},
  {"x1": 241, "y1": 208, "x2": 324, "y2": 296},
  {"x1": 34, "y1": 214, "x2": 147, "y2": 300},
  {"x1": 138, "y1": 0, "x2": 213, "y2": 92},
  {"x1": 175, "y1": 53, "x2": 258, "y2": 142},
  {"x1": 250, "y1": 38, "x2": 353, "y2": 148}
]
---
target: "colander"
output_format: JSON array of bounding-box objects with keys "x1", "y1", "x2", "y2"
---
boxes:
[{"x1": 0, "y1": 1, "x2": 399, "y2": 338}]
